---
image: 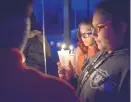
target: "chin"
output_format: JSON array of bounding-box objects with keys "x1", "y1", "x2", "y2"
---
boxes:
[
  {"x1": 85, "y1": 44, "x2": 90, "y2": 47},
  {"x1": 84, "y1": 45, "x2": 89, "y2": 47},
  {"x1": 84, "y1": 43, "x2": 89, "y2": 47}
]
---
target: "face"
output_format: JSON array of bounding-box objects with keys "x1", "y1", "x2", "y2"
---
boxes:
[
  {"x1": 79, "y1": 24, "x2": 95, "y2": 47},
  {"x1": 92, "y1": 12, "x2": 118, "y2": 51}
]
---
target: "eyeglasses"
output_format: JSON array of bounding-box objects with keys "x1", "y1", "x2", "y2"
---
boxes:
[
  {"x1": 91, "y1": 21, "x2": 112, "y2": 34},
  {"x1": 80, "y1": 29, "x2": 92, "y2": 39},
  {"x1": 80, "y1": 22, "x2": 112, "y2": 38},
  {"x1": 80, "y1": 32, "x2": 92, "y2": 38}
]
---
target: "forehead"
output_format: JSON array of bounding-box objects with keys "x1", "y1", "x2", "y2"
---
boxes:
[
  {"x1": 92, "y1": 12, "x2": 110, "y2": 26},
  {"x1": 79, "y1": 24, "x2": 92, "y2": 31}
]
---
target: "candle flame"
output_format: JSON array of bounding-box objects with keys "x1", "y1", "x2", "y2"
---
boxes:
[
  {"x1": 69, "y1": 45, "x2": 74, "y2": 50},
  {"x1": 61, "y1": 43, "x2": 66, "y2": 50}
]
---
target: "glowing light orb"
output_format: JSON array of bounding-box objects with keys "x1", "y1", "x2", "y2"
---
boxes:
[
  {"x1": 50, "y1": 41, "x2": 55, "y2": 46},
  {"x1": 56, "y1": 42, "x2": 62, "y2": 47}
]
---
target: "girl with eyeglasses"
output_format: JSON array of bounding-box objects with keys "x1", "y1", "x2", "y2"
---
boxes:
[
  {"x1": 57, "y1": 19, "x2": 99, "y2": 83},
  {"x1": 75, "y1": 19, "x2": 99, "y2": 75}
]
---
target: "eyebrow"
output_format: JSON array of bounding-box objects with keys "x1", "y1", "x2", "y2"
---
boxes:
[
  {"x1": 93, "y1": 21, "x2": 106, "y2": 27},
  {"x1": 93, "y1": 21, "x2": 112, "y2": 28}
]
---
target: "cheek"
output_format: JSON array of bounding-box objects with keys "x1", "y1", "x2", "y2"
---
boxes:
[
  {"x1": 81, "y1": 38, "x2": 86, "y2": 42},
  {"x1": 104, "y1": 28, "x2": 116, "y2": 45},
  {"x1": 82, "y1": 38, "x2": 95, "y2": 47},
  {"x1": 82, "y1": 38, "x2": 89, "y2": 45},
  {"x1": 87, "y1": 37, "x2": 95, "y2": 43},
  {"x1": 98, "y1": 29, "x2": 112, "y2": 44}
]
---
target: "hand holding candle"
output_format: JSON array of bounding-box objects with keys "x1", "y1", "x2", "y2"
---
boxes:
[
  {"x1": 57, "y1": 43, "x2": 68, "y2": 68},
  {"x1": 68, "y1": 45, "x2": 76, "y2": 68},
  {"x1": 57, "y1": 43, "x2": 77, "y2": 81},
  {"x1": 57, "y1": 43, "x2": 76, "y2": 69}
]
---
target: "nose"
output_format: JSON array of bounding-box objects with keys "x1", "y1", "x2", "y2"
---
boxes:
[{"x1": 91, "y1": 32, "x2": 97, "y2": 38}]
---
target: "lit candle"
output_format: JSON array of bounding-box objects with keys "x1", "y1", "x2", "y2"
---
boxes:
[
  {"x1": 61, "y1": 43, "x2": 66, "y2": 51},
  {"x1": 69, "y1": 45, "x2": 74, "y2": 54}
]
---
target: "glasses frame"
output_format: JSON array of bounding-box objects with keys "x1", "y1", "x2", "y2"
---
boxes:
[
  {"x1": 79, "y1": 29, "x2": 93, "y2": 39},
  {"x1": 91, "y1": 21, "x2": 112, "y2": 34}
]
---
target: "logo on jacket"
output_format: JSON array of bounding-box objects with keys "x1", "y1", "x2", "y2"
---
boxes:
[{"x1": 90, "y1": 69, "x2": 109, "y2": 89}]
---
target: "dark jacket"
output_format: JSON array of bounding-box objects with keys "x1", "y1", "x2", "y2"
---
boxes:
[
  {"x1": 76, "y1": 49, "x2": 130, "y2": 102},
  {"x1": 0, "y1": 48, "x2": 79, "y2": 102},
  {"x1": 24, "y1": 34, "x2": 58, "y2": 76},
  {"x1": 23, "y1": 34, "x2": 51, "y2": 71}
]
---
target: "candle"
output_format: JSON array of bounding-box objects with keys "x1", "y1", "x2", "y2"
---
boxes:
[
  {"x1": 58, "y1": 44, "x2": 75, "y2": 69},
  {"x1": 61, "y1": 43, "x2": 66, "y2": 51},
  {"x1": 58, "y1": 43, "x2": 69, "y2": 68},
  {"x1": 69, "y1": 45, "x2": 74, "y2": 54}
]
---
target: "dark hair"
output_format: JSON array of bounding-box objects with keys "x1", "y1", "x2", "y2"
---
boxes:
[
  {"x1": 0, "y1": 0, "x2": 33, "y2": 48},
  {"x1": 0, "y1": 0, "x2": 33, "y2": 21},
  {"x1": 77, "y1": 19, "x2": 92, "y2": 54},
  {"x1": 95, "y1": 0, "x2": 129, "y2": 23},
  {"x1": 94, "y1": 0, "x2": 130, "y2": 48}
]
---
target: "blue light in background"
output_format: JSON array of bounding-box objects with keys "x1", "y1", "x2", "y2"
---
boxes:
[{"x1": 33, "y1": 0, "x2": 100, "y2": 56}]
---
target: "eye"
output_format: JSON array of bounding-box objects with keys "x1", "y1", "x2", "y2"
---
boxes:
[
  {"x1": 97, "y1": 25, "x2": 105, "y2": 32},
  {"x1": 87, "y1": 31, "x2": 92, "y2": 35}
]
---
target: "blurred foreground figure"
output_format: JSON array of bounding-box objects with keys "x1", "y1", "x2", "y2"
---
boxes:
[{"x1": 0, "y1": 0, "x2": 79, "y2": 102}]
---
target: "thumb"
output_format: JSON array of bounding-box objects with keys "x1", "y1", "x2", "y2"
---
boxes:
[
  {"x1": 68, "y1": 60, "x2": 74, "y2": 72},
  {"x1": 69, "y1": 60, "x2": 73, "y2": 67}
]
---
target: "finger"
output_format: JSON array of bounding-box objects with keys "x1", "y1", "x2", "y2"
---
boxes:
[
  {"x1": 66, "y1": 63, "x2": 73, "y2": 70},
  {"x1": 58, "y1": 70, "x2": 66, "y2": 79},
  {"x1": 69, "y1": 61, "x2": 74, "y2": 71},
  {"x1": 58, "y1": 69, "x2": 65, "y2": 74},
  {"x1": 59, "y1": 74, "x2": 65, "y2": 79},
  {"x1": 69, "y1": 60, "x2": 72, "y2": 67},
  {"x1": 57, "y1": 62, "x2": 63, "y2": 70},
  {"x1": 57, "y1": 62, "x2": 61, "y2": 66}
]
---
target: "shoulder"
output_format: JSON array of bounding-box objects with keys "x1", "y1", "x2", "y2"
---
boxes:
[
  {"x1": 88, "y1": 51, "x2": 102, "y2": 63},
  {"x1": 25, "y1": 67, "x2": 72, "y2": 88},
  {"x1": 75, "y1": 46, "x2": 83, "y2": 54},
  {"x1": 111, "y1": 49, "x2": 130, "y2": 70},
  {"x1": 23, "y1": 67, "x2": 79, "y2": 102}
]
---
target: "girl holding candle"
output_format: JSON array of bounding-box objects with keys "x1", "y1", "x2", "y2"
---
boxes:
[
  {"x1": 57, "y1": 19, "x2": 99, "y2": 81},
  {"x1": 75, "y1": 19, "x2": 99, "y2": 75}
]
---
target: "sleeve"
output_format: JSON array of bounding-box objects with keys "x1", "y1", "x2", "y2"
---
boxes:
[
  {"x1": 118, "y1": 70, "x2": 130, "y2": 102},
  {"x1": 52, "y1": 78, "x2": 80, "y2": 102},
  {"x1": 70, "y1": 75, "x2": 78, "y2": 90}
]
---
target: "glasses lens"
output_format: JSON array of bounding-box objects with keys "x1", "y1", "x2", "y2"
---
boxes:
[
  {"x1": 87, "y1": 31, "x2": 92, "y2": 35},
  {"x1": 81, "y1": 33, "x2": 88, "y2": 38}
]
